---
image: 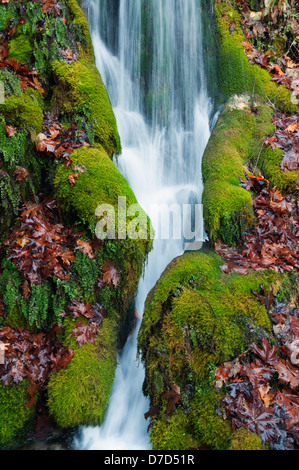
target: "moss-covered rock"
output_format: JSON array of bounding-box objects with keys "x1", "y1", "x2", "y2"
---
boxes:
[
  {"x1": 0, "y1": 379, "x2": 35, "y2": 446},
  {"x1": 259, "y1": 145, "x2": 299, "y2": 195},
  {"x1": 0, "y1": 0, "x2": 151, "y2": 444},
  {"x1": 47, "y1": 316, "x2": 118, "y2": 428},
  {"x1": 229, "y1": 427, "x2": 265, "y2": 451},
  {"x1": 215, "y1": 2, "x2": 297, "y2": 113},
  {"x1": 138, "y1": 248, "x2": 284, "y2": 450}
]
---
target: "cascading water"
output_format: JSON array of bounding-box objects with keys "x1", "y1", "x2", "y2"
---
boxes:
[{"x1": 74, "y1": 0, "x2": 215, "y2": 450}]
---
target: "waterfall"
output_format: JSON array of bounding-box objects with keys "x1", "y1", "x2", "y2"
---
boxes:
[{"x1": 74, "y1": 0, "x2": 214, "y2": 450}]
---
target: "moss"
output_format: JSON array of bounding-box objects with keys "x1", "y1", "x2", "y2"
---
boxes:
[
  {"x1": 0, "y1": 90, "x2": 43, "y2": 132},
  {"x1": 202, "y1": 97, "x2": 275, "y2": 245},
  {"x1": 47, "y1": 316, "x2": 118, "y2": 428},
  {"x1": 54, "y1": 146, "x2": 145, "y2": 231},
  {"x1": 150, "y1": 411, "x2": 199, "y2": 451},
  {"x1": 66, "y1": 0, "x2": 94, "y2": 60},
  {"x1": 215, "y1": 3, "x2": 297, "y2": 113},
  {"x1": 229, "y1": 427, "x2": 265, "y2": 450},
  {"x1": 51, "y1": 57, "x2": 121, "y2": 156},
  {"x1": 138, "y1": 248, "x2": 285, "y2": 449},
  {"x1": 0, "y1": 379, "x2": 34, "y2": 446},
  {"x1": 190, "y1": 383, "x2": 232, "y2": 450},
  {"x1": 259, "y1": 145, "x2": 299, "y2": 194},
  {"x1": 8, "y1": 35, "x2": 32, "y2": 64}
]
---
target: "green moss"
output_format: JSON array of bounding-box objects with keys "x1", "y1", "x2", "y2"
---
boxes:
[
  {"x1": 47, "y1": 316, "x2": 118, "y2": 428},
  {"x1": 202, "y1": 98, "x2": 275, "y2": 244},
  {"x1": 0, "y1": 90, "x2": 43, "y2": 132},
  {"x1": 229, "y1": 427, "x2": 265, "y2": 451},
  {"x1": 138, "y1": 248, "x2": 284, "y2": 449},
  {"x1": 0, "y1": 379, "x2": 34, "y2": 446},
  {"x1": 8, "y1": 35, "x2": 32, "y2": 64},
  {"x1": 52, "y1": 58, "x2": 121, "y2": 156},
  {"x1": 215, "y1": 3, "x2": 297, "y2": 113}
]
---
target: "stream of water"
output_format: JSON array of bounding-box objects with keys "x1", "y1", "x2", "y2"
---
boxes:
[{"x1": 74, "y1": 0, "x2": 215, "y2": 450}]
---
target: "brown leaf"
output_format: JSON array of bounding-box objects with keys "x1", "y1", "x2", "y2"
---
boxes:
[
  {"x1": 162, "y1": 384, "x2": 181, "y2": 415},
  {"x1": 68, "y1": 173, "x2": 80, "y2": 186},
  {"x1": 75, "y1": 239, "x2": 95, "y2": 259}
]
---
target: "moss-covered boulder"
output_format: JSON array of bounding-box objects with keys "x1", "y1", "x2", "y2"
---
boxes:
[
  {"x1": 202, "y1": 94, "x2": 275, "y2": 245},
  {"x1": 52, "y1": 59, "x2": 121, "y2": 156},
  {"x1": 138, "y1": 248, "x2": 284, "y2": 450}
]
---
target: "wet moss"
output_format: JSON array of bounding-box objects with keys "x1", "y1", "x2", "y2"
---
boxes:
[
  {"x1": 0, "y1": 379, "x2": 34, "y2": 446},
  {"x1": 52, "y1": 58, "x2": 121, "y2": 156},
  {"x1": 229, "y1": 427, "x2": 265, "y2": 451},
  {"x1": 215, "y1": 3, "x2": 297, "y2": 113},
  {"x1": 54, "y1": 146, "x2": 146, "y2": 233},
  {"x1": 7, "y1": 35, "x2": 32, "y2": 64},
  {"x1": 0, "y1": 90, "x2": 43, "y2": 132},
  {"x1": 202, "y1": 96, "x2": 275, "y2": 245},
  {"x1": 150, "y1": 410, "x2": 199, "y2": 451}
]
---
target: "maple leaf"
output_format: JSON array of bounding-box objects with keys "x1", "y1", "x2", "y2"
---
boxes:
[
  {"x1": 36, "y1": 137, "x2": 58, "y2": 154},
  {"x1": 101, "y1": 259, "x2": 120, "y2": 287},
  {"x1": 274, "y1": 358, "x2": 299, "y2": 389},
  {"x1": 268, "y1": 64, "x2": 285, "y2": 77},
  {"x1": 0, "y1": 41, "x2": 9, "y2": 60},
  {"x1": 244, "y1": 406, "x2": 282, "y2": 443},
  {"x1": 285, "y1": 122, "x2": 299, "y2": 134},
  {"x1": 242, "y1": 41, "x2": 253, "y2": 52}
]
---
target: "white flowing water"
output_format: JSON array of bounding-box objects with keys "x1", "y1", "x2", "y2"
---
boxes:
[{"x1": 74, "y1": 0, "x2": 214, "y2": 450}]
